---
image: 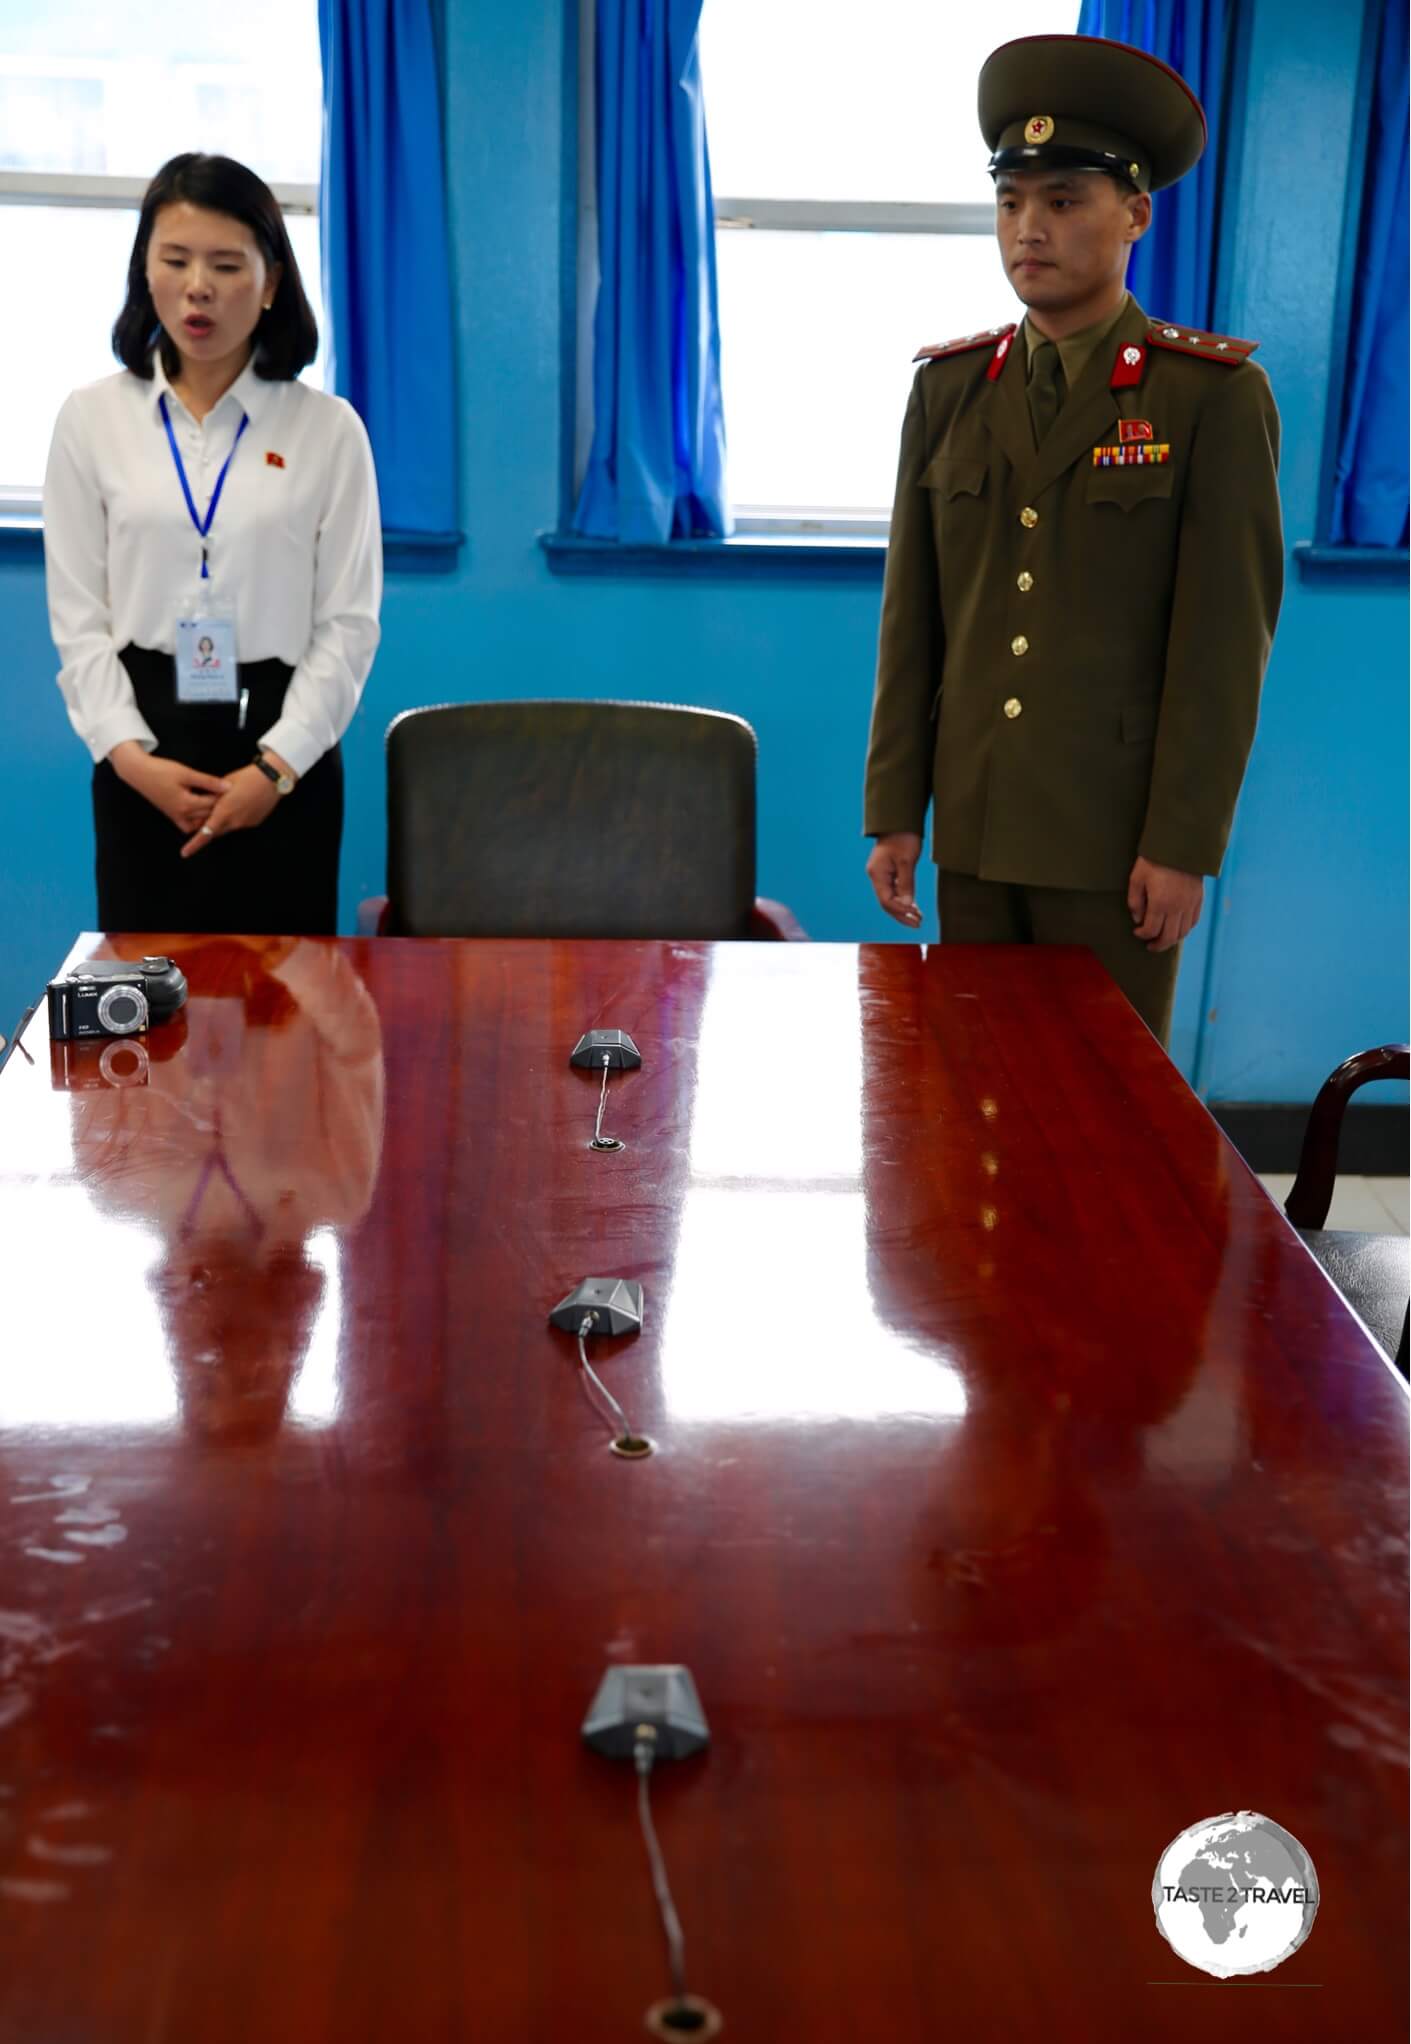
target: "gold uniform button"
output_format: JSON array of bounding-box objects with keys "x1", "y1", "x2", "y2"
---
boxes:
[
  {"x1": 1004, "y1": 698, "x2": 1023, "y2": 719},
  {"x1": 1011, "y1": 635, "x2": 1029, "y2": 656},
  {"x1": 1017, "y1": 572, "x2": 1034, "y2": 593},
  {"x1": 1020, "y1": 506, "x2": 1039, "y2": 529}
]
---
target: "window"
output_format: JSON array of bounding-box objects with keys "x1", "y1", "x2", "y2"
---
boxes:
[
  {"x1": 0, "y1": 0, "x2": 325, "y2": 514},
  {"x1": 698, "y1": 0, "x2": 1076, "y2": 532}
]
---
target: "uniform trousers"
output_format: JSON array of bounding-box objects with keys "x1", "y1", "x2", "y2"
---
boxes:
[
  {"x1": 92, "y1": 646, "x2": 342, "y2": 936},
  {"x1": 936, "y1": 869, "x2": 1182, "y2": 1048}
]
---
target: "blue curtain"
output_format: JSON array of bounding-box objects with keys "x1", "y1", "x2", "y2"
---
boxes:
[
  {"x1": 1329, "y1": 1, "x2": 1409, "y2": 547},
  {"x1": 573, "y1": 0, "x2": 730, "y2": 543},
  {"x1": 1075, "y1": 0, "x2": 1233, "y2": 329},
  {"x1": 319, "y1": 0, "x2": 458, "y2": 540}
]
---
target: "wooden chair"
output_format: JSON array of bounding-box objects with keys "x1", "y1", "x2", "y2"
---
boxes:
[
  {"x1": 1284, "y1": 1044, "x2": 1409, "y2": 1375},
  {"x1": 357, "y1": 700, "x2": 806, "y2": 941}
]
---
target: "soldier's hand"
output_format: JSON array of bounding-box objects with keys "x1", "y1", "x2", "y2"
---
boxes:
[
  {"x1": 1128, "y1": 856, "x2": 1204, "y2": 952},
  {"x1": 867, "y1": 832, "x2": 925, "y2": 929}
]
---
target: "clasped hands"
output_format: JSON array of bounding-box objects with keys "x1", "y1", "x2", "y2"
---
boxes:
[
  {"x1": 867, "y1": 833, "x2": 1203, "y2": 953},
  {"x1": 109, "y1": 741, "x2": 294, "y2": 859}
]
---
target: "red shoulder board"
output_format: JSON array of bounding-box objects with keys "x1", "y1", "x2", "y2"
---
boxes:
[
  {"x1": 1145, "y1": 319, "x2": 1259, "y2": 365},
  {"x1": 913, "y1": 322, "x2": 1017, "y2": 365}
]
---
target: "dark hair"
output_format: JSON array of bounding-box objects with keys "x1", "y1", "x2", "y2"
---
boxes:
[{"x1": 113, "y1": 153, "x2": 318, "y2": 381}]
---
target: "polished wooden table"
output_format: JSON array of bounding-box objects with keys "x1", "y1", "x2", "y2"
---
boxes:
[{"x1": 1, "y1": 934, "x2": 1405, "y2": 2041}]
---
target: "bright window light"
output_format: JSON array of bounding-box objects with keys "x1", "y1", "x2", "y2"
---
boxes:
[
  {"x1": 698, "y1": 0, "x2": 1079, "y2": 521},
  {"x1": 0, "y1": 0, "x2": 324, "y2": 499}
]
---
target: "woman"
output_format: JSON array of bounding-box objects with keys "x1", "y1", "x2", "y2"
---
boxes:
[{"x1": 43, "y1": 153, "x2": 381, "y2": 935}]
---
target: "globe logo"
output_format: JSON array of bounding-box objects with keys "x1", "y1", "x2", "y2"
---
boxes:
[{"x1": 1152, "y1": 1811, "x2": 1319, "y2": 1978}]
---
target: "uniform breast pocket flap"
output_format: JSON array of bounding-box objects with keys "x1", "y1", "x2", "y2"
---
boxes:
[
  {"x1": 920, "y1": 455, "x2": 987, "y2": 501},
  {"x1": 1087, "y1": 467, "x2": 1175, "y2": 512}
]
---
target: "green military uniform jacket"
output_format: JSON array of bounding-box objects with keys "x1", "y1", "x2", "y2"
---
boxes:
[{"x1": 862, "y1": 294, "x2": 1283, "y2": 887}]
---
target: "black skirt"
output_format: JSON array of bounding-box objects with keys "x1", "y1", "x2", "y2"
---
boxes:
[{"x1": 92, "y1": 645, "x2": 343, "y2": 935}]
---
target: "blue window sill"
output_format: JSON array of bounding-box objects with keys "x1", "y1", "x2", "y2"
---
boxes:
[
  {"x1": 0, "y1": 515, "x2": 461, "y2": 562},
  {"x1": 385, "y1": 530, "x2": 463, "y2": 555},
  {"x1": 540, "y1": 531, "x2": 887, "y2": 579},
  {"x1": 1293, "y1": 541, "x2": 1409, "y2": 584},
  {"x1": 0, "y1": 517, "x2": 43, "y2": 559}
]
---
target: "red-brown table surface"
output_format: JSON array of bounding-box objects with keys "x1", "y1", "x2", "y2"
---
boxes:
[{"x1": 0, "y1": 933, "x2": 1405, "y2": 2043}]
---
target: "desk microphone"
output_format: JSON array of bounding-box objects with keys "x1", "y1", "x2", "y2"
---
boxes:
[
  {"x1": 582, "y1": 1665, "x2": 721, "y2": 2038},
  {"x1": 549, "y1": 1279, "x2": 653, "y2": 1458},
  {"x1": 571, "y1": 1029, "x2": 641, "y2": 1151}
]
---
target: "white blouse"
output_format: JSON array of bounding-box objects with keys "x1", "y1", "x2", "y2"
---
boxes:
[{"x1": 43, "y1": 355, "x2": 382, "y2": 779}]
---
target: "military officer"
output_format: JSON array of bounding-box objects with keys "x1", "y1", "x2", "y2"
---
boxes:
[{"x1": 862, "y1": 33, "x2": 1284, "y2": 1046}]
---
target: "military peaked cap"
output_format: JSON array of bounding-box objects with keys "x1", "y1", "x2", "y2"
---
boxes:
[{"x1": 979, "y1": 33, "x2": 1206, "y2": 193}]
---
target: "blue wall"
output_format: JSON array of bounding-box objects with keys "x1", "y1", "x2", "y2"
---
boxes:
[
  {"x1": 1193, "y1": 0, "x2": 1409, "y2": 1102},
  {"x1": 1, "y1": 0, "x2": 1404, "y2": 1102}
]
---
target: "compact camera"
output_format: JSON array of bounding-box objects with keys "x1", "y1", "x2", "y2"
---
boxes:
[{"x1": 46, "y1": 956, "x2": 188, "y2": 1042}]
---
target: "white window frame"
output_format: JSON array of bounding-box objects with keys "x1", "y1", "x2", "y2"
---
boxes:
[
  {"x1": 572, "y1": 0, "x2": 1000, "y2": 543},
  {"x1": 0, "y1": 170, "x2": 317, "y2": 522},
  {"x1": 712, "y1": 198, "x2": 996, "y2": 535}
]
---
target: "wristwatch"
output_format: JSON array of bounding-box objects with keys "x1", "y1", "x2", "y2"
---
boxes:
[{"x1": 251, "y1": 752, "x2": 296, "y2": 795}]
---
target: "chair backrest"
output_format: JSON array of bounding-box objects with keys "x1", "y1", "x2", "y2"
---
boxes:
[{"x1": 385, "y1": 700, "x2": 758, "y2": 938}]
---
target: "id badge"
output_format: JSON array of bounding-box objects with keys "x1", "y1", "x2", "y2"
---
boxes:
[{"x1": 175, "y1": 604, "x2": 238, "y2": 704}]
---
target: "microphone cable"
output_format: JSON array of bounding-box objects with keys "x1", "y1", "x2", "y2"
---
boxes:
[
  {"x1": 590, "y1": 1052, "x2": 624, "y2": 1150},
  {"x1": 577, "y1": 1314, "x2": 652, "y2": 1457},
  {"x1": 633, "y1": 1727, "x2": 689, "y2": 2011}
]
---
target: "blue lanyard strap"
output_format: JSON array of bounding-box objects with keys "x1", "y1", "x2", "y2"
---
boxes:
[{"x1": 159, "y1": 394, "x2": 249, "y2": 580}]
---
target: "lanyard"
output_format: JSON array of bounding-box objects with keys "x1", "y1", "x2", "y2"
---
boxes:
[{"x1": 159, "y1": 394, "x2": 249, "y2": 580}]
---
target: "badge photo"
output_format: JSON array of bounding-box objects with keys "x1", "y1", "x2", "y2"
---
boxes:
[{"x1": 176, "y1": 609, "x2": 239, "y2": 705}]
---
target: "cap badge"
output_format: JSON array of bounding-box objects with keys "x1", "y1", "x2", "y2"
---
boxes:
[{"x1": 1025, "y1": 115, "x2": 1055, "y2": 144}]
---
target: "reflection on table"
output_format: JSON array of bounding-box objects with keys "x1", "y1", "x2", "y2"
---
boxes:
[
  {"x1": 0, "y1": 936, "x2": 1402, "y2": 2044},
  {"x1": 64, "y1": 937, "x2": 384, "y2": 1442}
]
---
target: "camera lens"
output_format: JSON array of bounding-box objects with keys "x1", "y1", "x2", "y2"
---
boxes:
[{"x1": 96, "y1": 984, "x2": 149, "y2": 1036}]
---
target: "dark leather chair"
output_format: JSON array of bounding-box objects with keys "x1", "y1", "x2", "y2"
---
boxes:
[
  {"x1": 1284, "y1": 1044, "x2": 1409, "y2": 1375},
  {"x1": 357, "y1": 700, "x2": 806, "y2": 940}
]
